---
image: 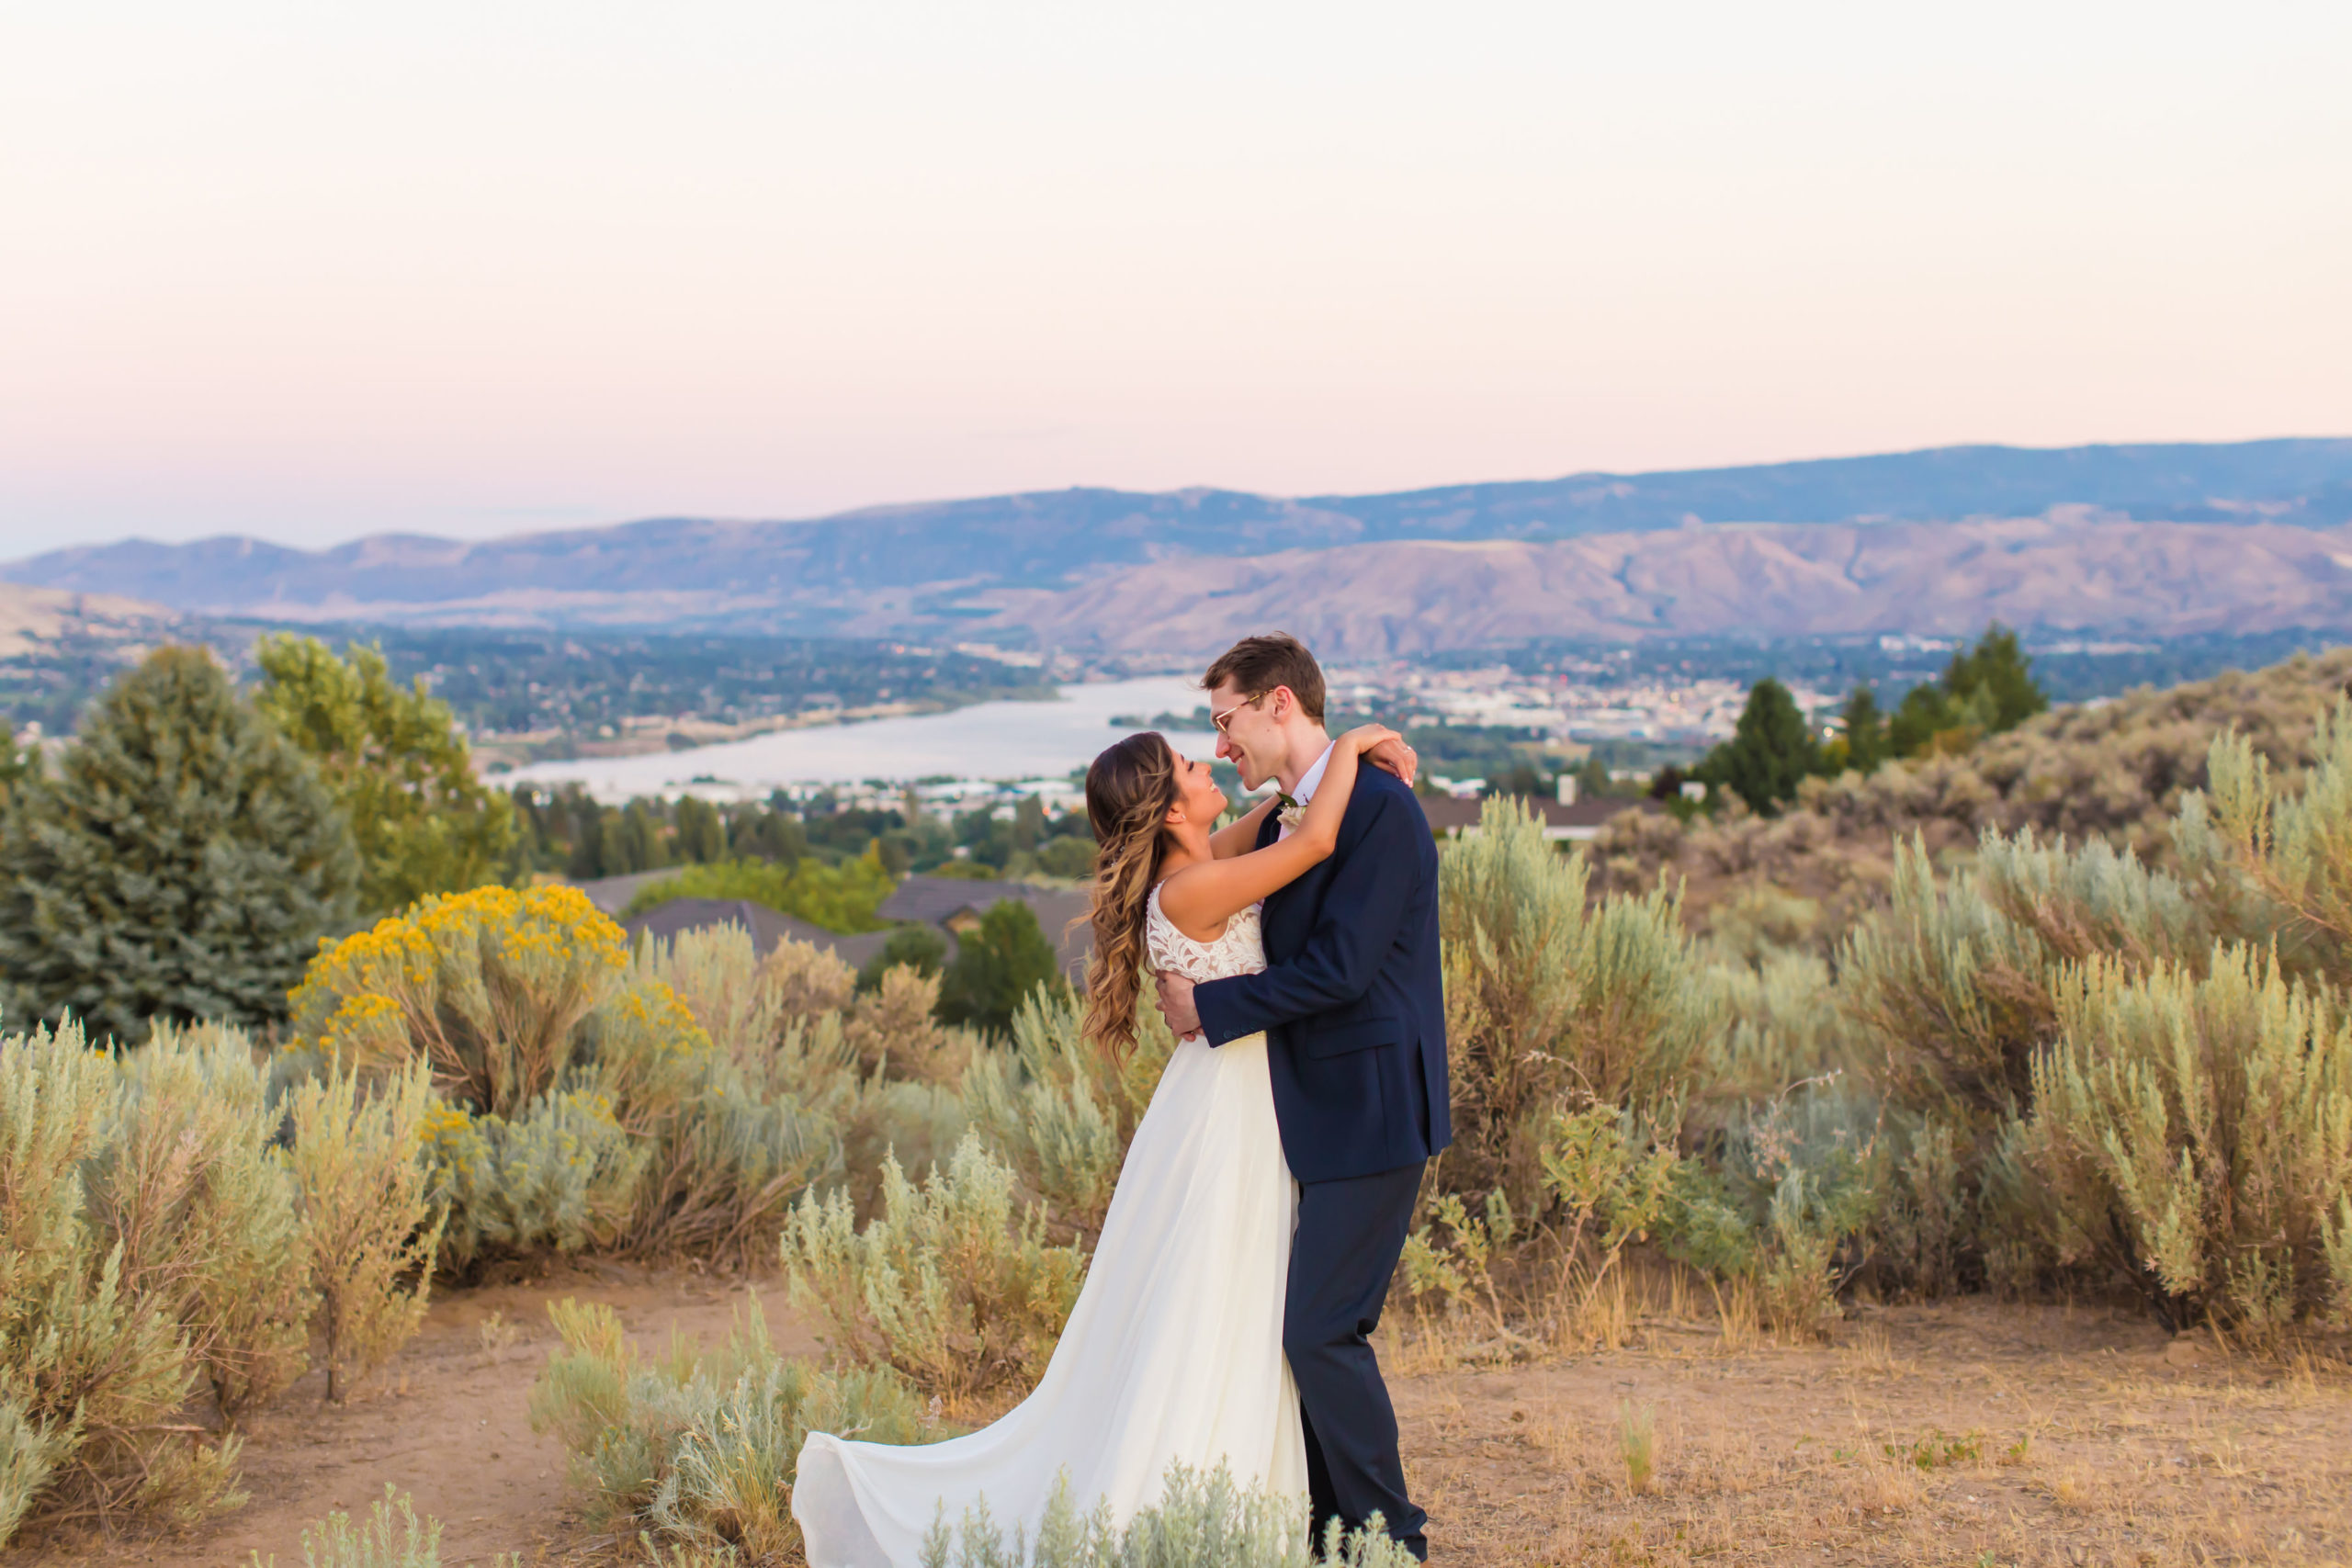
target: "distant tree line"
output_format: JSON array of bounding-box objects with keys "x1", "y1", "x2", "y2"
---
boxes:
[
  {"x1": 0, "y1": 636, "x2": 1102, "y2": 1047},
  {"x1": 1695, "y1": 624, "x2": 2050, "y2": 817},
  {"x1": 513, "y1": 784, "x2": 1097, "y2": 885}
]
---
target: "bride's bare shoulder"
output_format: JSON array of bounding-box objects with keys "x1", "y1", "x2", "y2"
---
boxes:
[{"x1": 1153, "y1": 864, "x2": 1234, "y2": 944}]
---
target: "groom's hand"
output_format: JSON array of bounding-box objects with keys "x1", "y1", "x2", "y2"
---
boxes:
[{"x1": 1155, "y1": 971, "x2": 1202, "y2": 1037}]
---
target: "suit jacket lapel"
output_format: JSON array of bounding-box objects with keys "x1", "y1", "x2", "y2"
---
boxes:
[{"x1": 1257, "y1": 807, "x2": 1303, "y2": 954}]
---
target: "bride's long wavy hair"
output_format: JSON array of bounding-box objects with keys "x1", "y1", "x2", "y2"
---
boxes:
[{"x1": 1080, "y1": 730, "x2": 1182, "y2": 1060}]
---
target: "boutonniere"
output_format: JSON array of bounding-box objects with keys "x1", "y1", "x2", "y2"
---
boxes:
[{"x1": 1275, "y1": 792, "x2": 1305, "y2": 831}]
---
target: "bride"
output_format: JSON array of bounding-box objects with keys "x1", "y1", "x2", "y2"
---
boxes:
[{"x1": 792, "y1": 721, "x2": 1407, "y2": 1566}]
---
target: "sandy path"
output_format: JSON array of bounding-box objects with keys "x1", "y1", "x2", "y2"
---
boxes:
[{"x1": 18, "y1": 1261, "x2": 822, "y2": 1568}]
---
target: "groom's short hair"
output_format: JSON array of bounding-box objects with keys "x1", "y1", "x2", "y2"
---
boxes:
[{"x1": 1204, "y1": 633, "x2": 1326, "y2": 725}]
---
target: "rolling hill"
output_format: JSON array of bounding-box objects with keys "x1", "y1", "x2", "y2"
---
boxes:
[{"x1": 6, "y1": 439, "x2": 2350, "y2": 657}]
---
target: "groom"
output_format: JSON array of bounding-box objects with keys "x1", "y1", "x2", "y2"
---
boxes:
[{"x1": 1154, "y1": 633, "x2": 1448, "y2": 1562}]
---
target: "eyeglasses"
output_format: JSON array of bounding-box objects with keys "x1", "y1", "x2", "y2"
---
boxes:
[{"x1": 1209, "y1": 692, "x2": 1268, "y2": 738}]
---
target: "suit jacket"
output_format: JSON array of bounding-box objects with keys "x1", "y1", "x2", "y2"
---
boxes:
[{"x1": 1193, "y1": 765, "x2": 1451, "y2": 1184}]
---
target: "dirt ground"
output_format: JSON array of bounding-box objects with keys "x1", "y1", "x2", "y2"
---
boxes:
[
  {"x1": 15, "y1": 1261, "x2": 824, "y2": 1568},
  {"x1": 13, "y1": 1279, "x2": 2349, "y2": 1567}
]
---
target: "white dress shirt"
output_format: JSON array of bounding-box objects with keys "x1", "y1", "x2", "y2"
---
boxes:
[{"x1": 1275, "y1": 740, "x2": 1337, "y2": 840}]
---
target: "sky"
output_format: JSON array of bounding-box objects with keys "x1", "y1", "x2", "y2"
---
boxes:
[{"x1": 4, "y1": 2, "x2": 2347, "y2": 557}]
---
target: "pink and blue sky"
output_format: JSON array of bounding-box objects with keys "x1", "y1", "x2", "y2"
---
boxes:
[{"x1": 4, "y1": 1, "x2": 2347, "y2": 556}]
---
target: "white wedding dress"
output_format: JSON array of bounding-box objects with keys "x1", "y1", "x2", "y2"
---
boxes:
[{"x1": 793, "y1": 888, "x2": 1307, "y2": 1566}]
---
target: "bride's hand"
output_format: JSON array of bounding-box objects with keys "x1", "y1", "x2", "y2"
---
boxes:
[{"x1": 1344, "y1": 724, "x2": 1417, "y2": 786}]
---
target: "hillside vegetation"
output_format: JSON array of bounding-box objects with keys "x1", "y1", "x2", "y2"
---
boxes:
[
  {"x1": 5, "y1": 640, "x2": 2351, "y2": 1560},
  {"x1": 1599, "y1": 645, "x2": 2352, "y2": 940}
]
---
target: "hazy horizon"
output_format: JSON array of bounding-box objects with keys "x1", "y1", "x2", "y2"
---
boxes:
[{"x1": 6, "y1": 2, "x2": 2347, "y2": 557}]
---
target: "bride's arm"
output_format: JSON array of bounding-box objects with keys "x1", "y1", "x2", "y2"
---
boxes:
[
  {"x1": 1208, "y1": 795, "x2": 1281, "y2": 860},
  {"x1": 1156, "y1": 726, "x2": 1399, "y2": 935},
  {"x1": 1206, "y1": 733, "x2": 1416, "y2": 862}
]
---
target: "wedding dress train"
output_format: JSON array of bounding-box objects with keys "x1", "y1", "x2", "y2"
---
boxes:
[{"x1": 792, "y1": 889, "x2": 1307, "y2": 1567}]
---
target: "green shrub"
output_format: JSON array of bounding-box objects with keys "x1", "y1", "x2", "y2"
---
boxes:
[
  {"x1": 1872, "y1": 1114, "x2": 1969, "y2": 1301},
  {"x1": 2018, "y1": 944, "x2": 2352, "y2": 1337},
  {"x1": 913, "y1": 1462, "x2": 1423, "y2": 1568},
  {"x1": 940, "y1": 901, "x2": 1068, "y2": 1038},
  {"x1": 288, "y1": 1060, "x2": 446, "y2": 1402},
  {"x1": 0, "y1": 1019, "x2": 245, "y2": 1540},
  {"x1": 94, "y1": 1021, "x2": 312, "y2": 1418},
  {"x1": 254, "y1": 634, "x2": 519, "y2": 918},
  {"x1": 1838, "y1": 835, "x2": 2062, "y2": 1131},
  {"x1": 643, "y1": 923, "x2": 790, "y2": 1068},
  {"x1": 528, "y1": 1296, "x2": 925, "y2": 1562},
  {"x1": 781, "y1": 1133, "x2": 1087, "y2": 1409},
  {"x1": 1973, "y1": 826, "x2": 2212, "y2": 974},
  {"x1": 1437, "y1": 797, "x2": 1713, "y2": 1213},
  {"x1": 243, "y1": 1483, "x2": 527, "y2": 1568},
  {"x1": 1661, "y1": 1083, "x2": 1883, "y2": 1337},
  {"x1": 846, "y1": 965, "x2": 972, "y2": 1087},
  {"x1": 1533, "y1": 1101, "x2": 1684, "y2": 1333},
  {"x1": 289, "y1": 889, "x2": 842, "y2": 1269},
  {"x1": 2186, "y1": 696, "x2": 2352, "y2": 987},
  {"x1": 656, "y1": 932, "x2": 972, "y2": 1228},
  {"x1": 1839, "y1": 825, "x2": 2222, "y2": 1299},
  {"x1": 622, "y1": 849, "x2": 897, "y2": 933},
  {"x1": 424, "y1": 1089, "x2": 648, "y2": 1269},
  {"x1": 1696, "y1": 951, "x2": 1858, "y2": 1113},
  {"x1": 860, "y1": 924, "x2": 951, "y2": 989},
  {"x1": 760, "y1": 934, "x2": 859, "y2": 1022},
  {"x1": 963, "y1": 984, "x2": 1174, "y2": 1238},
  {"x1": 1397, "y1": 1189, "x2": 1518, "y2": 1337}
]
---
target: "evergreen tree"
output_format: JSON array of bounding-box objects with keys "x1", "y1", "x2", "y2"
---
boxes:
[
  {"x1": 856, "y1": 923, "x2": 950, "y2": 991},
  {"x1": 1036, "y1": 834, "x2": 1099, "y2": 879},
  {"x1": 674, "y1": 795, "x2": 726, "y2": 863},
  {"x1": 1838, "y1": 685, "x2": 1891, "y2": 773},
  {"x1": 616, "y1": 800, "x2": 668, "y2": 874},
  {"x1": 1490, "y1": 760, "x2": 1541, "y2": 798},
  {"x1": 1887, "y1": 681, "x2": 1956, "y2": 758},
  {"x1": 1942, "y1": 622, "x2": 2048, "y2": 733},
  {"x1": 1887, "y1": 624, "x2": 2049, "y2": 759},
  {"x1": 1705, "y1": 678, "x2": 1820, "y2": 816},
  {"x1": 1010, "y1": 795, "x2": 1046, "y2": 853},
  {"x1": 937, "y1": 899, "x2": 1064, "y2": 1036},
  {"x1": 0, "y1": 647, "x2": 358, "y2": 1043},
  {"x1": 566, "y1": 796, "x2": 609, "y2": 880},
  {"x1": 730, "y1": 800, "x2": 808, "y2": 864},
  {"x1": 508, "y1": 784, "x2": 556, "y2": 870},
  {"x1": 1575, "y1": 755, "x2": 1611, "y2": 801},
  {"x1": 253, "y1": 635, "x2": 516, "y2": 915}
]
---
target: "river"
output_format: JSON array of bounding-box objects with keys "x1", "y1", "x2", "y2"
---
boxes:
[{"x1": 499, "y1": 676, "x2": 1219, "y2": 801}]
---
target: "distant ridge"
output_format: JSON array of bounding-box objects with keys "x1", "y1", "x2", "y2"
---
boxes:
[{"x1": 6, "y1": 439, "x2": 2350, "y2": 654}]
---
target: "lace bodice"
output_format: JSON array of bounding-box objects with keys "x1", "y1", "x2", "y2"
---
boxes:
[{"x1": 1145, "y1": 884, "x2": 1268, "y2": 984}]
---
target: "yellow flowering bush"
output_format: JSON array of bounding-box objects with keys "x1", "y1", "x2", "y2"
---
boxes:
[
  {"x1": 287, "y1": 884, "x2": 841, "y2": 1269},
  {"x1": 290, "y1": 885, "x2": 627, "y2": 1116}
]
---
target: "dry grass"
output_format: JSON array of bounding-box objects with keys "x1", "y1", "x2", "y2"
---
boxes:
[
  {"x1": 1385, "y1": 1294, "x2": 2352, "y2": 1566},
  {"x1": 17, "y1": 1269, "x2": 2350, "y2": 1566}
]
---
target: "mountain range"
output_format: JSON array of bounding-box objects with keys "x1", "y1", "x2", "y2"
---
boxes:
[{"x1": 8, "y1": 439, "x2": 2351, "y2": 658}]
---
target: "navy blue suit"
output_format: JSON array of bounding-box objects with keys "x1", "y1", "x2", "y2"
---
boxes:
[{"x1": 1193, "y1": 763, "x2": 1447, "y2": 1558}]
